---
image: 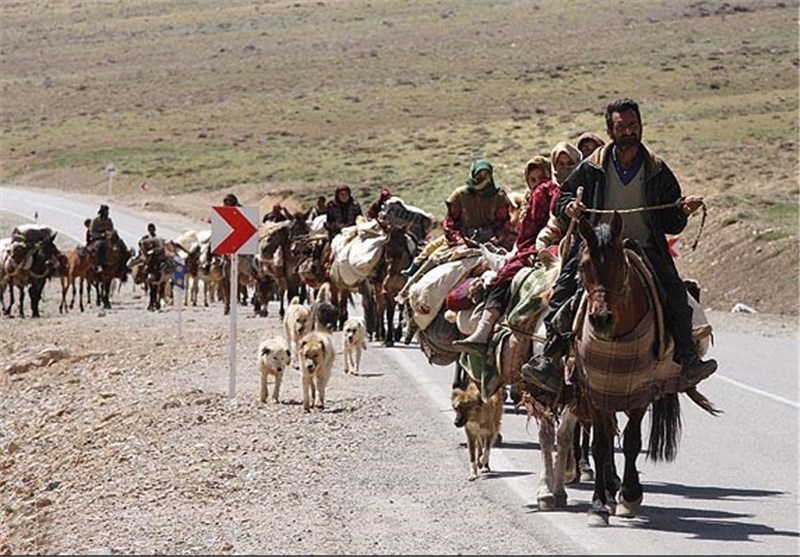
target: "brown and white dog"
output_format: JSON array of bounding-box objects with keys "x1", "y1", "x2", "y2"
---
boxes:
[
  {"x1": 257, "y1": 335, "x2": 292, "y2": 404},
  {"x1": 298, "y1": 330, "x2": 335, "y2": 411},
  {"x1": 284, "y1": 296, "x2": 312, "y2": 369},
  {"x1": 342, "y1": 316, "x2": 367, "y2": 374},
  {"x1": 451, "y1": 381, "x2": 504, "y2": 481}
]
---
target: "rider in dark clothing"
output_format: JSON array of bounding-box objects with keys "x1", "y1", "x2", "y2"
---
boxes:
[
  {"x1": 325, "y1": 184, "x2": 362, "y2": 238},
  {"x1": 89, "y1": 205, "x2": 114, "y2": 272},
  {"x1": 525, "y1": 98, "x2": 717, "y2": 393}
]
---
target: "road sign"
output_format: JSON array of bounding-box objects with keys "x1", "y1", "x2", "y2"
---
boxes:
[
  {"x1": 211, "y1": 206, "x2": 259, "y2": 255},
  {"x1": 173, "y1": 256, "x2": 186, "y2": 290}
]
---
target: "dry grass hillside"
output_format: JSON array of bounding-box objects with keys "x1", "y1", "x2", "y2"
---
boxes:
[{"x1": 1, "y1": 0, "x2": 797, "y2": 315}]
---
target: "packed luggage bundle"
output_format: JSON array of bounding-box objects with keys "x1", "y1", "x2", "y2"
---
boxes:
[
  {"x1": 378, "y1": 197, "x2": 433, "y2": 243},
  {"x1": 329, "y1": 219, "x2": 387, "y2": 288}
]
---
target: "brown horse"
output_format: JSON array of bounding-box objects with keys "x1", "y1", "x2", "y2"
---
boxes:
[
  {"x1": 3, "y1": 233, "x2": 62, "y2": 318},
  {"x1": 93, "y1": 231, "x2": 130, "y2": 309},
  {"x1": 377, "y1": 224, "x2": 414, "y2": 347},
  {"x1": 64, "y1": 247, "x2": 95, "y2": 312},
  {"x1": 256, "y1": 214, "x2": 308, "y2": 318},
  {"x1": 573, "y1": 213, "x2": 718, "y2": 526}
]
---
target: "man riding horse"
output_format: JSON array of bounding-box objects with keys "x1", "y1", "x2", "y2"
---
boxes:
[
  {"x1": 525, "y1": 98, "x2": 717, "y2": 393},
  {"x1": 89, "y1": 205, "x2": 116, "y2": 274}
]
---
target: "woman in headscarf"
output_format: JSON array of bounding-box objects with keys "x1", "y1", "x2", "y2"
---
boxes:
[
  {"x1": 324, "y1": 184, "x2": 362, "y2": 238},
  {"x1": 366, "y1": 187, "x2": 393, "y2": 220},
  {"x1": 535, "y1": 142, "x2": 583, "y2": 254},
  {"x1": 453, "y1": 156, "x2": 560, "y2": 355},
  {"x1": 443, "y1": 159, "x2": 511, "y2": 246},
  {"x1": 401, "y1": 159, "x2": 510, "y2": 278},
  {"x1": 575, "y1": 131, "x2": 606, "y2": 160}
]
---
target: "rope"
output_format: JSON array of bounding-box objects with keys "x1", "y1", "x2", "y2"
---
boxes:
[{"x1": 581, "y1": 197, "x2": 707, "y2": 251}]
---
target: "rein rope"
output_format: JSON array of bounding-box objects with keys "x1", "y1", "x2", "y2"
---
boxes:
[{"x1": 581, "y1": 197, "x2": 707, "y2": 251}]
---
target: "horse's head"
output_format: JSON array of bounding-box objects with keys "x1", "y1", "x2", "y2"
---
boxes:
[
  {"x1": 259, "y1": 223, "x2": 289, "y2": 259},
  {"x1": 578, "y1": 212, "x2": 629, "y2": 336},
  {"x1": 35, "y1": 233, "x2": 62, "y2": 278},
  {"x1": 288, "y1": 211, "x2": 311, "y2": 237}
]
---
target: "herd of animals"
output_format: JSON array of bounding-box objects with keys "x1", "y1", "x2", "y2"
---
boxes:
[{"x1": 1, "y1": 194, "x2": 717, "y2": 527}]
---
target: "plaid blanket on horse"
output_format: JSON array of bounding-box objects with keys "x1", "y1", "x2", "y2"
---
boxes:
[{"x1": 576, "y1": 250, "x2": 681, "y2": 412}]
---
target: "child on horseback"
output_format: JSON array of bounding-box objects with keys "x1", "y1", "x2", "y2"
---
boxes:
[{"x1": 325, "y1": 184, "x2": 363, "y2": 239}]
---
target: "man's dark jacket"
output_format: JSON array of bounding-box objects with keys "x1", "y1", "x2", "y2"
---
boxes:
[{"x1": 555, "y1": 142, "x2": 688, "y2": 267}]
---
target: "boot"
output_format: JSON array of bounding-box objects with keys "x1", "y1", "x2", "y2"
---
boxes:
[
  {"x1": 521, "y1": 322, "x2": 568, "y2": 393},
  {"x1": 452, "y1": 308, "x2": 501, "y2": 356},
  {"x1": 401, "y1": 261, "x2": 421, "y2": 279},
  {"x1": 679, "y1": 352, "x2": 717, "y2": 391},
  {"x1": 521, "y1": 354, "x2": 564, "y2": 393}
]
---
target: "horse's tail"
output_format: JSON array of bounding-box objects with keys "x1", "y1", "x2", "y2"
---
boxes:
[
  {"x1": 685, "y1": 387, "x2": 722, "y2": 416},
  {"x1": 648, "y1": 393, "x2": 682, "y2": 462}
]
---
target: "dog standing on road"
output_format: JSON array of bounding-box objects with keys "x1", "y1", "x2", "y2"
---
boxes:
[
  {"x1": 451, "y1": 381, "x2": 504, "y2": 481},
  {"x1": 298, "y1": 330, "x2": 335, "y2": 411},
  {"x1": 342, "y1": 316, "x2": 367, "y2": 375},
  {"x1": 284, "y1": 296, "x2": 312, "y2": 369},
  {"x1": 257, "y1": 336, "x2": 292, "y2": 404},
  {"x1": 311, "y1": 282, "x2": 340, "y2": 334}
]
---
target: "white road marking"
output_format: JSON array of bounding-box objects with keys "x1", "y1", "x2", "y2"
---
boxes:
[{"x1": 714, "y1": 374, "x2": 799, "y2": 409}]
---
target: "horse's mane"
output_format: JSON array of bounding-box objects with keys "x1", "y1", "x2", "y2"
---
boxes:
[{"x1": 591, "y1": 222, "x2": 613, "y2": 248}]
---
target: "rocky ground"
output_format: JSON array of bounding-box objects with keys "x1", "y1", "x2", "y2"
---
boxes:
[{"x1": 1, "y1": 199, "x2": 796, "y2": 555}]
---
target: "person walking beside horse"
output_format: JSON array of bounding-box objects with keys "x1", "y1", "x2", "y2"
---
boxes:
[{"x1": 525, "y1": 98, "x2": 716, "y2": 393}]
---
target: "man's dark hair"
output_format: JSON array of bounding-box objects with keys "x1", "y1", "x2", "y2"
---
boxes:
[{"x1": 605, "y1": 98, "x2": 642, "y2": 132}]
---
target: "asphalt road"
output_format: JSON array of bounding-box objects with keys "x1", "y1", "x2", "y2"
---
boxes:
[{"x1": 2, "y1": 186, "x2": 798, "y2": 555}]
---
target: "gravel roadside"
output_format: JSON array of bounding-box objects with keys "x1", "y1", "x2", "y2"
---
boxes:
[{"x1": 1, "y1": 275, "x2": 573, "y2": 555}]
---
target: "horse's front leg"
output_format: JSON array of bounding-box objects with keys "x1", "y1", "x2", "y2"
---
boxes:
[
  {"x1": 17, "y1": 285, "x2": 25, "y2": 317},
  {"x1": 553, "y1": 407, "x2": 579, "y2": 507},
  {"x1": 588, "y1": 411, "x2": 615, "y2": 527},
  {"x1": 29, "y1": 282, "x2": 42, "y2": 318},
  {"x1": 537, "y1": 416, "x2": 558, "y2": 510},
  {"x1": 384, "y1": 297, "x2": 395, "y2": 347},
  {"x1": 617, "y1": 408, "x2": 645, "y2": 518}
]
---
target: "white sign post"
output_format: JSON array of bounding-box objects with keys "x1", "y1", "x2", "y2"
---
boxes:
[
  {"x1": 210, "y1": 206, "x2": 259, "y2": 399},
  {"x1": 105, "y1": 163, "x2": 117, "y2": 197},
  {"x1": 173, "y1": 255, "x2": 186, "y2": 338},
  {"x1": 228, "y1": 256, "x2": 238, "y2": 398}
]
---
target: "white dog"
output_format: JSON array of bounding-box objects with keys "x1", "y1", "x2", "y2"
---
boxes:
[
  {"x1": 284, "y1": 296, "x2": 312, "y2": 369},
  {"x1": 298, "y1": 331, "x2": 335, "y2": 411},
  {"x1": 257, "y1": 336, "x2": 291, "y2": 404},
  {"x1": 342, "y1": 316, "x2": 367, "y2": 375}
]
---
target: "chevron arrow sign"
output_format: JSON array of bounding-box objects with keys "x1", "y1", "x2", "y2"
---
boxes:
[{"x1": 211, "y1": 206, "x2": 259, "y2": 255}]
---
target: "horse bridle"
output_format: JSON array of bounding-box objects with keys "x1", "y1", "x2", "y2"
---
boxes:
[{"x1": 584, "y1": 253, "x2": 631, "y2": 304}]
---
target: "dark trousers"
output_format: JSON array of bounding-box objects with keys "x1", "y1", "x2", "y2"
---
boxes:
[
  {"x1": 544, "y1": 238, "x2": 582, "y2": 327},
  {"x1": 643, "y1": 247, "x2": 695, "y2": 361},
  {"x1": 95, "y1": 240, "x2": 107, "y2": 267}
]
